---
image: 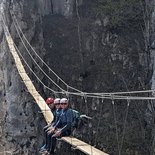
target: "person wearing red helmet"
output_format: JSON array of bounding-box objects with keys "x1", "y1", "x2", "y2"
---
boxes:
[
  {"x1": 45, "y1": 97, "x2": 55, "y2": 111},
  {"x1": 43, "y1": 98, "x2": 62, "y2": 154},
  {"x1": 39, "y1": 97, "x2": 55, "y2": 153}
]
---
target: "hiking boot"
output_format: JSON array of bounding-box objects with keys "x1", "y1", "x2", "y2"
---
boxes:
[
  {"x1": 46, "y1": 152, "x2": 54, "y2": 155},
  {"x1": 39, "y1": 144, "x2": 47, "y2": 152},
  {"x1": 40, "y1": 150, "x2": 49, "y2": 155},
  {"x1": 39, "y1": 149, "x2": 47, "y2": 153}
]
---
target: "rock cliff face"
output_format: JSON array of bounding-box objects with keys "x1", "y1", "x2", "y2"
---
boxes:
[
  {"x1": 0, "y1": 0, "x2": 52, "y2": 154},
  {"x1": 52, "y1": 0, "x2": 74, "y2": 17},
  {"x1": 0, "y1": 0, "x2": 155, "y2": 155}
]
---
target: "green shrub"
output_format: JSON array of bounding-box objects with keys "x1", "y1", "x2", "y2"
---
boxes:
[{"x1": 95, "y1": 0, "x2": 144, "y2": 29}]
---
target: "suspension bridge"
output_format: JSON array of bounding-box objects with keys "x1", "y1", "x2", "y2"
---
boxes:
[
  {"x1": 1, "y1": 12, "x2": 109, "y2": 155},
  {"x1": 1, "y1": 8, "x2": 155, "y2": 155}
]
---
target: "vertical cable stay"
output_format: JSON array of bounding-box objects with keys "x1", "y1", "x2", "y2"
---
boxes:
[
  {"x1": 118, "y1": 76, "x2": 131, "y2": 155},
  {"x1": 68, "y1": 94, "x2": 73, "y2": 152},
  {"x1": 66, "y1": 86, "x2": 69, "y2": 98},
  {"x1": 102, "y1": 96, "x2": 104, "y2": 103},
  {"x1": 119, "y1": 99, "x2": 130, "y2": 155},
  {"x1": 94, "y1": 98, "x2": 104, "y2": 146},
  {"x1": 112, "y1": 99, "x2": 121, "y2": 155},
  {"x1": 84, "y1": 94, "x2": 89, "y2": 116},
  {"x1": 84, "y1": 94, "x2": 87, "y2": 103}
]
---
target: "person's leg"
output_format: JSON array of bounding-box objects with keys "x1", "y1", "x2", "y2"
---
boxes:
[
  {"x1": 44, "y1": 125, "x2": 53, "y2": 150},
  {"x1": 39, "y1": 127, "x2": 49, "y2": 152},
  {"x1": 49, "y1": 136, "x2": 57, "y2": 154},
  {"x1": 48, "y1": 130, "x2": 71, "y2": 154},
  {"x1": 46, "y1": 133, "x2": 52, "y2": 151}
]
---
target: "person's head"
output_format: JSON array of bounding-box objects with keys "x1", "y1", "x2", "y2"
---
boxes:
[
  {"x1": 60, "y1": 98, "x2": 69, "y2": 109},
  {"x1": 45, "y1": 97, "x2": 55, "y2": 109},
  {"x1": 54, "y1": 98, "x2": 61, "y2": 109}
]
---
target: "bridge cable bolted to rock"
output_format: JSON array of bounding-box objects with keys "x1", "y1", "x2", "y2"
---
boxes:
[{"x1": 2, "y1": 9, "x2": 155, "y2": 155}]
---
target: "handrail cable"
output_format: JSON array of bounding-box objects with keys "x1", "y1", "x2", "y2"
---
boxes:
[
  {"x1": 1, "y1": 14, "x2": 119, "y2": 99},
  {"x1": 118, "y1": 75, "x2": 130, "y2": 155},
  {"x1": 10, "y1": 10, "x2": 83, "y2": 94},
  {"x1": 112, "y1": 99, "x2": 120, "y2": 155},
  {"x1": 119, "y1": 99, "x2": 130, "y2": 155},
  {"x1": 94, "y1": 98, "x2": 104, "y2": 146},
  {"x1": 9, "y1": 10, "x2": 155, "y2": 96},
  {"x1": 1, "y1": 15, "x2": 57, "y2": 94},
  {"x1": 11, "y1": 14, "x2": 66, "y2": 93},
  {"x1": 3, "y1": 14, "x2": 155, "y2": 100},
  {"x1": 4, "y1": 28, "x2": 155, "y2": 100}
]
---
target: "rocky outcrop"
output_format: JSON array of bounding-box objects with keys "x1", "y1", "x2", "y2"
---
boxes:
[
  {"x1": 52, "y1": 0, "x2": 75, "y2": 17},
  {"x1": 0, "y1": 0, "x2": 51, "y2": 154}
]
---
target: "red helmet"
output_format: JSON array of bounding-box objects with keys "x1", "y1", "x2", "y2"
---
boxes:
[{"x1": 46, "y1": 97, "x2": 54, "y2": 105}]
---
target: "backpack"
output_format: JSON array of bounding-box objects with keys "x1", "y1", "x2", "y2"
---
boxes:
[
  {"x1": 71, "y1": 109, "x2": 80, "y2": 128},
  {"x1": 69, "y1": 109, "x2": 92, "y2": 130}
]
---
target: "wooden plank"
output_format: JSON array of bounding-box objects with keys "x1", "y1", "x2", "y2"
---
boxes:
[
  {"x1": 4, "y1": 30, "x2": 53, "y2": 124},
  {"x1": 61, "y1": 137, "x2": 109, "y2": 155}
]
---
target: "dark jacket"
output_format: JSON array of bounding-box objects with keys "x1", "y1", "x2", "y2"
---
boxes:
[
  {"x1": 52, "y1": 108, "x2": 62, "y2": 126},
  {"x1": 54, "y1": 108, "x2": 73, "y2": 133}
]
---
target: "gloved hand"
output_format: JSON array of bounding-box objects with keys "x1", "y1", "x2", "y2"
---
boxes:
[
  {"x1": 52, "y1": 130, "x2": 61, "y2": 137},
  {"x1": 47, "y1": 127, "x2": 55, "y2": 135}
]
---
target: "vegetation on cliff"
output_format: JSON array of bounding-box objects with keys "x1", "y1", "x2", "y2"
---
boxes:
[{"x1": 95, "y1": 0, "x2": 143, "y2": 28}]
